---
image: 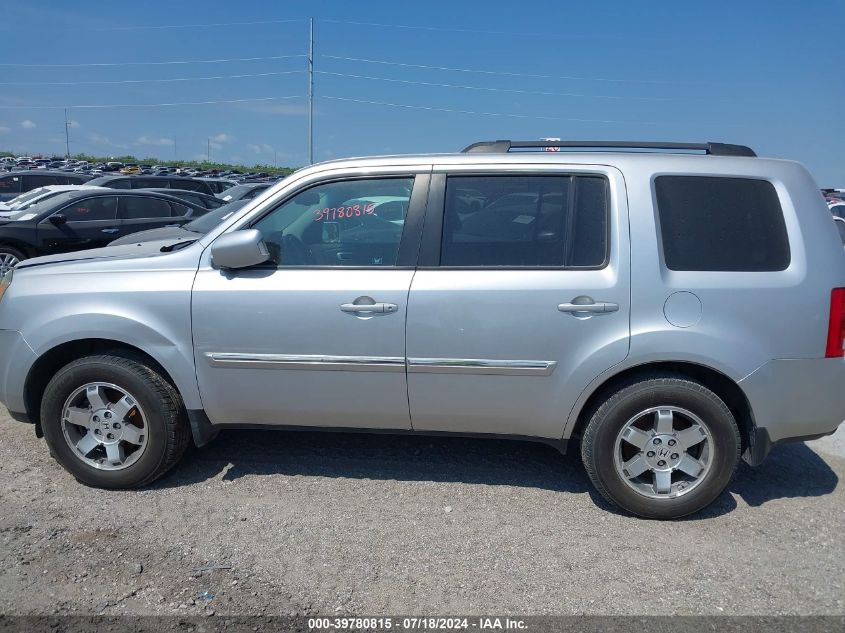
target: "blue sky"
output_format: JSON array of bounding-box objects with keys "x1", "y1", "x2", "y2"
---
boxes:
[{"x1": 0, "y1": 0, "x2": 842, "y2": 184}]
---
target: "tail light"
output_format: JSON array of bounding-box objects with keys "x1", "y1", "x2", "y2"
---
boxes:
[{"x1": 825, "y1": 288, "x2": 845, "y2": 358}]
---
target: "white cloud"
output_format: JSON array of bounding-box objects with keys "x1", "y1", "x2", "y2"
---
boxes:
[
  {"x1": 209, "y1": 141, "x2": 223, "y2": 151},
  {"x1": 67, "y1": 120, "x2": 80, "y2": 129},
  {"x1": 90, "y1": 133, "x2": 128, "y2": 149},
  {"x1": 209, "y1": 133, "x2": 232, "y2": 143},
  {"x1": 0, "y1": 126, "x2": 10, "y2": 134},
  {"x1": 137, "y1": 135, "x2": 174, "y2": 147},
  {"x1": 246, "y1": 143, "x2": 274, "y2": 154},
  {"x1": 20, "y1": 120, "x2": 36, "y2": 129}
]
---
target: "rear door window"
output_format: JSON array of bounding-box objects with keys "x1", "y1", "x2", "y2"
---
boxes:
[
  {"x1": 118, "y1": 196, "x2": 174, "y2": 219},
  {"x1": 173, "y1": 179, "x2": 206, "y2": 192},
  {"x1": 654, "y1": 176, "x2": 790, "y2": 271},
  {"x1": 23, "y1": 174, "x2": 61, "y2": 189},
  {"x1": 440, "y1": 175, "x2": 608, "y2": 267}
]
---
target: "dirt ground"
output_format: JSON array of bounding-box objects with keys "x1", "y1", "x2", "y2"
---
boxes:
[{"x1": 0, "y1": 410, "x2": 842, "y2": 616}]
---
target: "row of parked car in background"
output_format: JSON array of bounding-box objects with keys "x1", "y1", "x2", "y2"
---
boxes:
[
  {"x1": 1, "y1": 154, "x2": 281, "y2": 182},
  {"x1": 0, "y1": 168, "x2": 274, "y2": 273}
]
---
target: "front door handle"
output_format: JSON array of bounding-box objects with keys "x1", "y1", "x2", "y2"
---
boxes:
[
  {"x1": 558, "y1": 300, "x2": 619, "y2": 314},
  {"x1": 101, "y1": 228, "x2": 120, "y2": 234},
  {"x1": 340, "y1": 302, "x2": 399, "y2": 314}
]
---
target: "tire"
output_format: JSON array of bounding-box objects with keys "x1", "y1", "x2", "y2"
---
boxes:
[
  {"x1": 40, "y1": 354, "x2": 191, "y2": 488},
  {"x1": 0, "y1": 245, "x2": 26, "y2": 276},
  {"x1": 581, "y1": 375, "x2": 741, "y2": 519}
]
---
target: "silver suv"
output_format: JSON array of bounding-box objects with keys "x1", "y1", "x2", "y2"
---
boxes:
[{"x1": 1, "y1": 140, "x2": 843, "y2": 519}]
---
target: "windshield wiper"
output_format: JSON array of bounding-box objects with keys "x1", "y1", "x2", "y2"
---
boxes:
[{"x1": 160, "y1": 239, "x2": 198, "y2": 253}]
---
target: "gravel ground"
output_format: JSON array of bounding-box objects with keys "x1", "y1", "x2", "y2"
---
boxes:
[{"x1": 0, "y1": 409, "x2": 842, "y2": 617}]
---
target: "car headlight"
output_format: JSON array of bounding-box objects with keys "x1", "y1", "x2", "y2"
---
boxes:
[{"x1": 0, "y1": 269, "x2": 13, "y2": 304}]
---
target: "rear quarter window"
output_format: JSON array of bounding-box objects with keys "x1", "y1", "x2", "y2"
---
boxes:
[{"x1": 654, "y1": 176, "x2": 790, "y2": 272}]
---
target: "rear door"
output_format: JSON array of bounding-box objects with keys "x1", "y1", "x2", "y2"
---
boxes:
[
  {"x1": 406, "y1": 164, "x2": 630, "y2": 439},
  {"x1": 117, "y1": 195, "x2": 182, "y2": 237}
]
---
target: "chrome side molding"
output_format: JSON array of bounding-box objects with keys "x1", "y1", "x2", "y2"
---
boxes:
[
  {"x1": 206, "y1": 353, "x2": 557, "y2": 376},
  {"x1": 205, "y1": 353, "x2": 406, "y2": 372},
  {"x1": 407, "y1": 358, "x2": 557, "y2": 376}
]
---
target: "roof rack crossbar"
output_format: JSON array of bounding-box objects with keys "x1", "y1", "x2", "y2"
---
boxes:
[{"x1": 461, "y1": 140, "x2": 756, "y2": 157}]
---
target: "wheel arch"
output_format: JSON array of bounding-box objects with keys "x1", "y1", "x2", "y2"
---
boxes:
[
  {"x1": 0, "y1": 240, "x2": 35, "y2": 259},
  {"x1": 566, "y1": 360, "x2": 756, "y2": 458},
  {"x1": 24, "y1": 338, "x2": 188, "y2": 432}
]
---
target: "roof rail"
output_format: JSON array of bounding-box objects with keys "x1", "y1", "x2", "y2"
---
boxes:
[{"x1": 461, "y1": 140, "x2": 757, "y2": 157}]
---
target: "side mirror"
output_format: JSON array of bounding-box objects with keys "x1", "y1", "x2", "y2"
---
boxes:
[
  {"x1": 49, "y1": 213, "x2": 67, "y2": 225},
  {"x1": 211, "y1": 229, "x2": 271, "y2": 269}
]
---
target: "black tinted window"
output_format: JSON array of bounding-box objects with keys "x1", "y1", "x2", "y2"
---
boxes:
[
  {"x1": 170, "y1": 201, "x2": 195, "y2": 217},
  {"x1": 107, "y1": 179, "x2": 131, "y2": 190},
  {"x1": 66, "y1": 175, "x2": 88, "y2": 185},
  {"x1": 441, "y1": 175, "x2": 608, "y2": 267},
  {"x1": 23, "y1": 174, "x2": 61, "y2": 189},
  {"x1": 118, "y1": 196, "x2": 173, "y2": 219},
  {"x1": 133, "y1": 178, "x2": 165, "y2": 188},
  {"x1": 655, "y1": 176, "x2": 790, "y2": 271},
  {"x1": 173, "y1": 179, "x2": 206, "y2": 192},
  {"x1": 0, "y1": 176, "x2": 21, "y2": 193},
  {"x1": 60, "y1": 196, "x2": 117, "y2": 221}
]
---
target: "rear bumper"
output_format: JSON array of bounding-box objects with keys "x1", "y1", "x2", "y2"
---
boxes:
[
  {"x1": 740, "y1": 358, "x2": 845, "y2": 463},
  {"x1": 0, "y1": 329, "x2": 36, "y2": 421}
]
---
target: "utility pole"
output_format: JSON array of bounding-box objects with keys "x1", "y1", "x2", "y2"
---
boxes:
[
  {"x1": 274, "y1": 149, "x2": 277, "y2": 168},
  {"x1": 308, "y1": 17, "x2": 314, "y2": 164},
  {"x1": 64, "y1": 108, "x2": 70, "y2": 158},
  {"x1": 207, "y1": 137, "x2": 210, "y2": 163}
]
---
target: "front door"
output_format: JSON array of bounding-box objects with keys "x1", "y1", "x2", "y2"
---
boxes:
[
  {"x1": 192, "y1": 171, "x2": 429, "y2": 429},
  {"x1": 37, "y1": 195, "x2": 121, "y2": 254},
  {"x1": 406, "y1": 167, "x2": 630, "y2": 439}
]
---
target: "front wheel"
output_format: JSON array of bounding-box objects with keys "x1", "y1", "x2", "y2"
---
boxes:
[
  {"x1": 0, "y1": 245, "x2": 25, "y2": 276},
  {"x1": 40, "y1": 354, "x2": 191, "y2": 488},
  {"x1": 581, "y1": 376, "x2": 741, "y2": 519}
]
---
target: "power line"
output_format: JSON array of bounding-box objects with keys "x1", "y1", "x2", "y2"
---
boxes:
[
  {"x1": 0, "y1": 54, "x2": 306, "y2": 68},
  {"x1": 0, "y1": 70, "x2": 306, "y2": 87},
  {"x1": 323, "y1": 55, "x2": 690, "y2": 85},
  {"x1": 322, "y1": 95, "x2": 659, "y2": 125},
  {"x1": 321, "y1": 19, "x2": 541, "y2": 36},
  {"x1": 94, "y1": 18, "x2": 308, "y2": 31},
  {"x1": 0, "y1": 95, "x2": 305, "y2": 110},
  {"x1": 315, "y1": 70, "x2": 674, "y2": 101}
]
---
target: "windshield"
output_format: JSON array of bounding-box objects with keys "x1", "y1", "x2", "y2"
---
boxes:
[
  {"x1": 8, "y1": 192, "x2": 78, "y2": 221},
  {"x1": 8, "y1": 187, "x2": 51, "y2": 208},
  {"x1": 184, "y1": 200, "x2": 248, "y2": 233}
]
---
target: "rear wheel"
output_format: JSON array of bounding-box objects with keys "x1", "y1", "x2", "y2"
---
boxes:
[
  {"x1": 0, "y1": 245, "x2": 25, "y2": 275},
  {"x1": 40, "y1": 354, "x2": 191, "y2": 488},
  {"x1": 581, "y1": 376, "x2": 741, "y2": 519}
]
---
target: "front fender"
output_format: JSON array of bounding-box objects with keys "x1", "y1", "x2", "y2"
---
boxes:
[{"x1": 24, "y1": 312, "x2": 202, "y2": 409}]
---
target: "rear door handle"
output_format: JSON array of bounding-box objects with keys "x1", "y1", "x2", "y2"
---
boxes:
[
  {"x1": 558, "y1": 301, "x2": 619, "y2": 314},
  {"x1": 340, "y1": 302, "x2": 399, "y2": 314},
  {"x1": 101, "y1": 228, "x2": 120, "y2": 234}
]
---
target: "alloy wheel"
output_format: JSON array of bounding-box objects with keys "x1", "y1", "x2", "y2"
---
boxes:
[
  {"x1": 613, "y1": 406, "x2": 714, "y2": 499},
  {"x1": 60, "y1": 382, "x2": 149, "y2": 470}
]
